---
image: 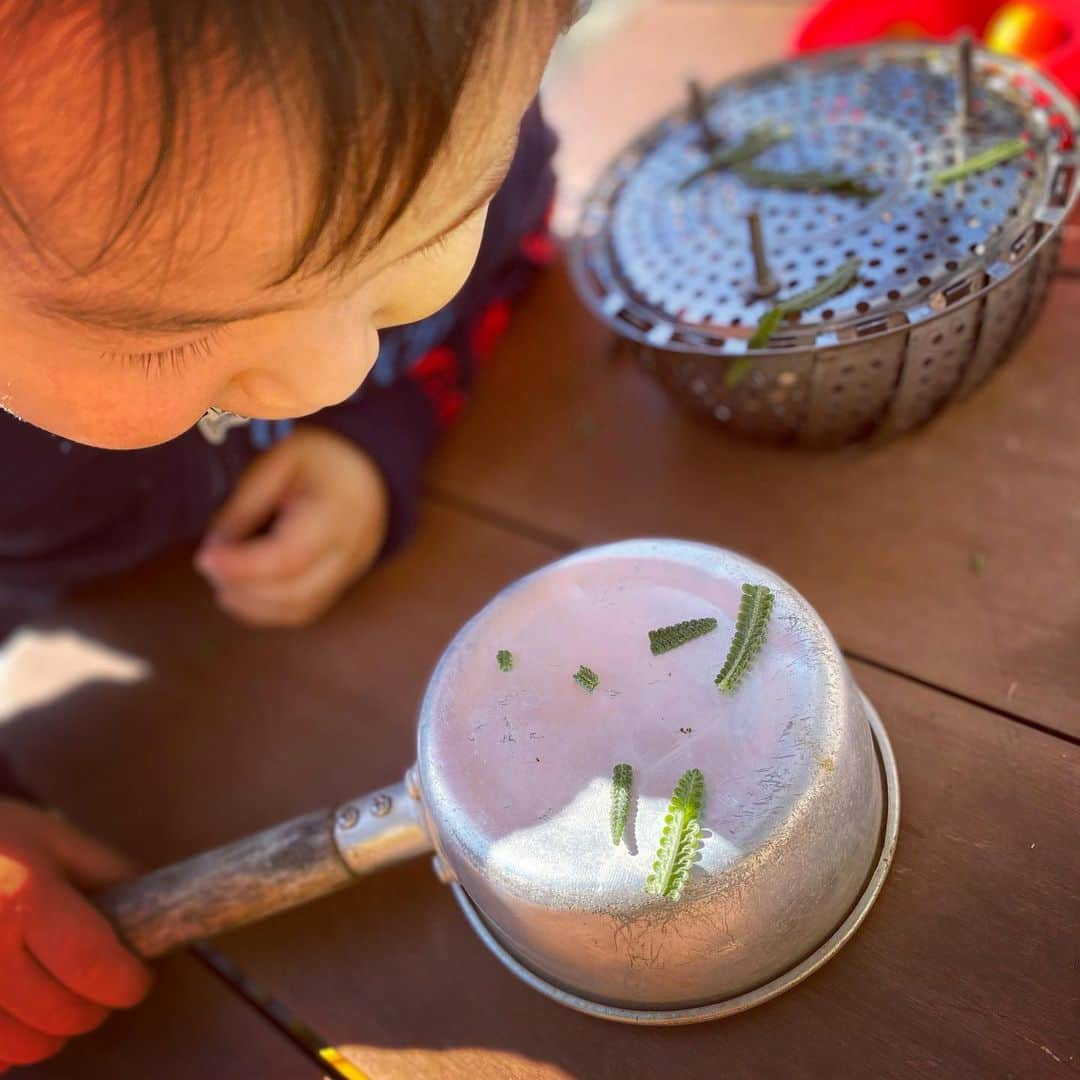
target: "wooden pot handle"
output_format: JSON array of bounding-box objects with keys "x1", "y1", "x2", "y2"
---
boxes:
[{"x1": 95, "y1": 778, "x2": 432, "y2": 958}]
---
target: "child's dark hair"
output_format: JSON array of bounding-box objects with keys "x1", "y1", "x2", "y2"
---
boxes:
[{"x1": 1, "y1": 1, "x2": 574, "y2": 280}]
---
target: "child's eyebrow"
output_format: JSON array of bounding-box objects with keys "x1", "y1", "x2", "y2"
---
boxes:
[{"x1": 27, "y1": 293, "x2": 301, "y2": 335}]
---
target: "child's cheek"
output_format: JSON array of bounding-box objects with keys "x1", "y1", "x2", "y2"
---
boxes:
[
  {"x1": 377, "y1": 213, "x2": 488, "y2": 328},
  {"x1": 14, "y1": 367, "x2": 217, "y2": 449},
  {"x1": 0, "y1": 331, "x2": 220, "y2": 449},
  {"x1": 219, "y1": 319, "x2": 380, "y2": 420}
]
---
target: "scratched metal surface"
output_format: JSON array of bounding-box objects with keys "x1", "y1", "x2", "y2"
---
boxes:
[{"x1": 417, "y1": 540, "x2": 883, "y2": 1010}]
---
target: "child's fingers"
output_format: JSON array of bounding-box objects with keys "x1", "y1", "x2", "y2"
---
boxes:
[
  {"x1": 0, "y1": 946, "x2": 107, "y2": 1037},
  {"x1": 0, "y1": 1008, "x2": 66, "y2": 1066},
  {"x1": 203, "y1": 438, "x2": 301, "y2": 544},
  {"x1": 24, "y1": 880, "x2": 152, "y2": 1009},
  {"x1": 197, "y1": 499, "x2": 328, "y2": 585},
  {"x1": 215, "y1": 552, "x2": 347, "y2": 627},
  {"x1": 33, "y1": 812, "x2": 139, "y2": 893}
]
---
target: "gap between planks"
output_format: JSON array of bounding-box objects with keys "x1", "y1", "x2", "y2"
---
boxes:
[{"x1": 190, "y1": 943, "x2": 368, "y2": 1080}]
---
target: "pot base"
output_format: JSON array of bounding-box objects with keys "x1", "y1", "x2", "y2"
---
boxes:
[{"x1": 452, "y1": 691, "x2": 900, "y2": 1026}]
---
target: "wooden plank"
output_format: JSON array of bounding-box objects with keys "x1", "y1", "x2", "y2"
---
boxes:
[
  {"x1": 427, "y1": 266, "x2": 1080, "y2": 737},
  {"x1": 25, "y1": 952, "x2": 313, "y2": 1080},
  {"x1": 0, "y1": 508, "x2": 556, "y2": 862},
  {"x1": 1063, "y1": 225, "x2": 1080, "y2": 275}
]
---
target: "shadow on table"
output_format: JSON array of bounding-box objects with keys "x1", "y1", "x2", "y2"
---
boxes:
[{"x1": 0, "y1": 545, "x2": 439, "y2": 858}]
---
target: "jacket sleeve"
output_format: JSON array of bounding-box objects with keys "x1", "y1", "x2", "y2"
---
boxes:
[{"x1": 304, "y1": 99, "x2": 558, "y2": 557}]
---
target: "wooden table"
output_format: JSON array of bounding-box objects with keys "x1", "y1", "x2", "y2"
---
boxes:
[{"x1": 2, "y1": 3, "x2": 1077, "y2": 1077}]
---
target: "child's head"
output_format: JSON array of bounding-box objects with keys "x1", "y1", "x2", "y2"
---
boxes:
[{"x1": 0, "y1": 1, "x2": 571, "y2": 449}]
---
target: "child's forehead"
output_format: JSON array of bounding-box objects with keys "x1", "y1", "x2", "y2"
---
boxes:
[
  {"x1": 1, "y1": 15, "x2": 320, "y2": 297},
  {"x1": 0, "y1": 3, "x2": 549, "y2": 307}
]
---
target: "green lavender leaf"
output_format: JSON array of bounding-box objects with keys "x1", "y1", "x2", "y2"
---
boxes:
[
  {"x1": 678, "y1": 124, "x2": 793, "y2": 189},
  {"x1": 748, "y1": 257, "x2": 862, "y2": 350},
  {"x1": 496, "y1": 649, "x2": 514, "y2": 672},
  {"x1": 716, "y1": 583, "x2": 774, "y2": 693},
  {"x1": 573, "y1": 665, "x2": 599, "y2": 692},
  {"x1": 933, "y1": 137, "x2": 1027, "y2": 186},
  {"x1": 648, "y1": 617, "x2": 718, "y2": 655},
  {"x1": 611, "y1": 763, "x2": 633, "y2": 846},
  {"x1": 723, "y1": 356, "x2": 758, "y2": 388},
  {"x1": 644, "y1": 768, "x2": 705, "y2": 901},
  {"x1": 743, "y1": 299, "x2": 790, "y2": 354},
  {"x1": 745, "y1": 308, "x2": 786, "y2": 352},
  {"x1": 734, "y1": 163, "x2": 880, "y2": 199}
]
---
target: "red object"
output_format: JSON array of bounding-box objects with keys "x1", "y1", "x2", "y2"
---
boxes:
[
  {"x1": 520, "y1": 227, "x2": 558, "y2": 267},
  {"x1": 470, "y1": 298, "x2": 512, "y2": 363},
  {"x1": 792, "y1": 0, "x2": 1080, "y2": 101},
  {"x1": 408, "y1": 345, "x2": 467, "y2": 429}
]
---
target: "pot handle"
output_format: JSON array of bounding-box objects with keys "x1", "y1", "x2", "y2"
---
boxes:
[{"x1": 95, "y1": 775, "x2": 432, "y2": 958}]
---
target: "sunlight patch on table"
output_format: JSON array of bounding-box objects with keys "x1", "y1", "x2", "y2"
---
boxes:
[
  {"x1": 0, "y1": 628, "x2": 149, "y2": 726},
  {"x1": 330, "y1": 1045, "x2": 574, "y2": 1080}
]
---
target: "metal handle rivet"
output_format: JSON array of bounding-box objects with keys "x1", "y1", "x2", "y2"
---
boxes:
[
  {"x1": 336, "y1": 805, "x2": 359, "y2": 830},
  {"x1": 370, "y1": 793, "x2": 393, "y2": 817}
]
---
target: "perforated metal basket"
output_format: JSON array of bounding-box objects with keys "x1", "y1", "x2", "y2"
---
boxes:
[{"x1": 570, "y1": 42, "x2": 1079, "y2": 446}]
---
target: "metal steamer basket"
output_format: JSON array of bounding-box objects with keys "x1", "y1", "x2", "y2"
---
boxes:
[{"x1": 569, "y1": 43, "x2": 1079, "y2": 446}]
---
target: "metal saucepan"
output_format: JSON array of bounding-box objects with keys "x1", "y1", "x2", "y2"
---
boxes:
[{"x1": 97, "y1": 539, "x2": 899, "y2": 1024}]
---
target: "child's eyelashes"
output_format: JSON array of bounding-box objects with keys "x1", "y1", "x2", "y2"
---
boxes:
[
  {"x1": 413, "y1": 232, "x2": 454, "y2": 261},
  {"x1": 102, "y1": 331, "x2": 222, "y2": 375},
  {"x1": 409, "y1": 202, "x2": 487, "y2": 262}
]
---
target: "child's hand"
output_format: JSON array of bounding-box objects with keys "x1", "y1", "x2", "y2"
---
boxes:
[
  {"x1": 196, "y1": 427, "x2": 390, "y2": 627},
  {"x1": 0, "y1": 800, "x2": 152, "y2": 1071}
]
